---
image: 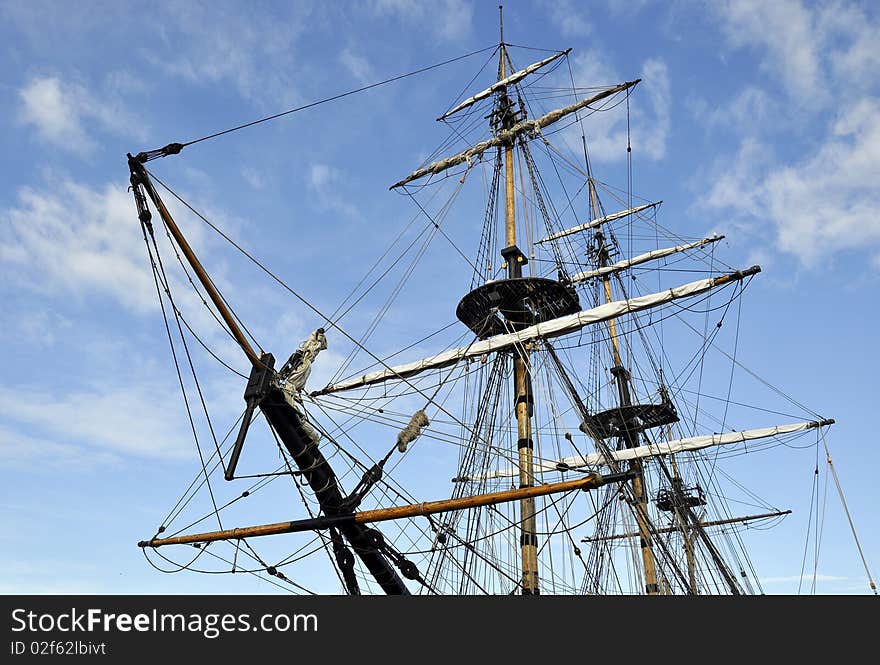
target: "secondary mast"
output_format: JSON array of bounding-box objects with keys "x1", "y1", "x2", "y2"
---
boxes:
[{"x1": 587, "y1": 176, "x2": 661, "y2": 595}]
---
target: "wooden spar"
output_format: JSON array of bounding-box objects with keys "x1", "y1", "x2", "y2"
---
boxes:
[
  {"x1": 580, "y1": 510, "x2": 793, "y2": 543},
  {"x1": 139, "y1": 471, "x2": 634, "y2": 549},
  {"x1": 128, "y1": 156, "x2": 262, "y2": 369},
  {"x1": 391, "y1": 80, "x2": 640, "y2": 189}
]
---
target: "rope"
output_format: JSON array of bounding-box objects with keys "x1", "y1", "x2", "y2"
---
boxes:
[
  {"x1": 135, "y1": 46, "x2": 497, "y2": 161},
  {"x1": 819, "y1": 428, "x2": 878, "y2": 594}
]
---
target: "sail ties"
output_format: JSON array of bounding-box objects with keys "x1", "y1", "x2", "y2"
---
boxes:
[
  {"x1": 397, "y1": 410, "x2": 430, "y2": 453},
  {"x1": 315, "y1": 266, "x2": 761, "y2": 396},
  {"x1": 569, "y1": 235, "x2": 725, "y2": 284},
  {"x1": 437, "y1": 49, "x2": 572, "y2": 121},
  {"x1": 391, "y1": 80, "x2": 640, "y2": 189}
]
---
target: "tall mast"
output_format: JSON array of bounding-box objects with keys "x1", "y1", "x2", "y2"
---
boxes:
[
  {"x1": 588, "y1": 176, "x2": 661, "y2": 595},
  {"x1": 497, "y1": 5, "x2": 539, "y2": 596}
]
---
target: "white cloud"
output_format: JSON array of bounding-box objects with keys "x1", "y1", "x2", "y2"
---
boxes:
[
  {"x1": 0, "y1": 177, "x2": 250, "y2": 339},
  {"x1": 818, "y1": 2, "x2": 880, "y2": 95},
  {"x1": 701, "y1": 99, "x2": 880, "y2": 266},
  {"x1": 17, "y1": 76, "x2": 145, "y2": 152},
  {"x1": 0, "y1": 382, "x2": 195, "y2": 462},
  {"x1": 2, "y1": 309, "x2": 72, "y2": 348},
  {"x1": 18, "y1": 77, "x2": 91, "y2": 150},
  {"x1": 637, "y1": 59, "x2": 670, "y2": 160},
  {"x1": 713, "y1": 0, "x2": 880, "y2": 106},
  {"x1": 714, "y1": 0, "x2": 825, "y2": 104},
  {"x1": 561, "y1": 53, "x2": 670, "y2": 162},
  {"x1": 142, "y1": 2, "x2": 315, "y2": 106},
  {"x1": 369, "y1": 0, "x2": 473, "y2": 43},
  {"x1": 540, "y1": 0, "x2": 591, "y2": 38},
  {"x1": 700, "y1": 86, "x2": 774, "y2": 136},
  {"x1": 0, "y1": 179, "x2": 157, "y2": 311},
  {"x1": 307, "y1": 164, "x2": 359, "y2": 218},
  {"x1": 698, "y1": 2, "x2": 880, "y2": 268},
  {"x1": 0, "y1": 424, "x2": 122, "y2": 471}
]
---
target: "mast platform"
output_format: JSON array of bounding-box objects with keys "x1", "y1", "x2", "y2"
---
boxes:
[
  {"x1": 456, "y1": 262, "x2": 580, "y2": 338},
  {"x1": 579, "y1": 402, "x2": 680, "y2": 439}
]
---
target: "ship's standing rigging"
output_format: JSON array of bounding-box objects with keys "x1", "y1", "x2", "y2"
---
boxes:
[{"x1": 130, "y1": 7, "x2": 875, "y2": 596}]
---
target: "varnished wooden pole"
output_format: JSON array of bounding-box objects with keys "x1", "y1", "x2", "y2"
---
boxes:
[
  {"x1": 129, "y1": 157, "x2": 262, "y2": 369},
  {"x1": 140, "y1": 471, "x2": 633, "y2": 548}
]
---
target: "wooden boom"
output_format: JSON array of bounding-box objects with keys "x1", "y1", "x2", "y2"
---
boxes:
[{"x1": 139, "y1": 470, "x2": 634, "y2": 549}]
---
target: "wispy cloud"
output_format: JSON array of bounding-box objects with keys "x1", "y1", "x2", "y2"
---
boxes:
[
  {"x1": 17, "y1": 76, "x2": 144, "y2": 152},
  {"x1": 369, "y1": 0, "x2": 473, "y2": 43},
  {"x1": 715, "y1": 0, "x2": 824, "y2": 104},
  {"x1": 0, "y1": 177, "x2": 250, "y2": 339},
  {"x1": 307, "y1": 164, "x2": 359, "y2": 219},
  {"x1": 539, "y1": 0, "x2": 591, "y2": 38},
  {"x1": 0, "y1": 179, "x2": 158, "y2": 311},
  {"x1": 698, "y1": 1, "x2": 880, "y2": 268},
  {"x1": 241, "y1": 166, "x2": 267, "y2": 190},
  {"x1": 339, "y1": 48, "x2": 375, "y2": 84},
  {"x1": 0, "y1": 309, "x2": 72, "y2": 349},
  {"x1": 0, "y1": 424, "x2": 122, "y2": 472},
  {"x1": 143, "y1": 2, "x2": 315, "y2": 106},
  {"x1": 561, "y1": 52, "x2": 670, "y2": 162},
  {"x1": 0, "y1": 382, "x2": 195, "y2": 463}
]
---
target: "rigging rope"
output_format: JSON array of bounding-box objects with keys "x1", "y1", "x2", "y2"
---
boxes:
[
  {"x1": 819, "y1": 428, "x2": 878, "y2": 594},
  {"x1": 134, "y1": 46, "x2": 498, "y2": 161}
]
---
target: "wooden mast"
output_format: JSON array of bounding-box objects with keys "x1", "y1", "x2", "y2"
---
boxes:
[
  {"x1": 588, "y1": 177, "x2": 661, "y2": 595},
  {"x1": 668, "y1": 452, "x2": 699, "y2": 593},
  {"x1": 498, "y1": 6, "x2": 539, "y2": 595}
]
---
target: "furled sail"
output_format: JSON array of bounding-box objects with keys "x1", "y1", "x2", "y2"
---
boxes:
[
  {"x1": 454, "y1": 420, "x2": 835, "y2": 482},
  {"x1": 314, "y1": 265, "x2": 759, "y2": 395},
  {"x1": 437, "y1": 49, "x2": 572, "y2": 121},
  {"x1": 537, "y1": 201, "x2": 661, "y2": 244},
  {"x1": 391, "y1": 80, "x2": 640, "y2": 189},
  {"x1": 570, "y1": 235, "x2": 725, "y2": 284}
]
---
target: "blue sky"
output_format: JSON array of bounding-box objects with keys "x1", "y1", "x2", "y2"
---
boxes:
[{"x1": 1, "y1": 0, "x2": 877, "y2": 595}]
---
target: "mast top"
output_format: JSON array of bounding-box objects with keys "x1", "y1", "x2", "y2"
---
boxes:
[{"x1": 499, "y1": 4, "x2": 504, "y2": 45}]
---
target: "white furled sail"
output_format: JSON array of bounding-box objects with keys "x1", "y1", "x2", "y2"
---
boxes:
[
  {"x1": 437, "y1": 49, "x2": 572, "y2": 121},
  {"x1": 537, "y1": 201, "x2": 661, "y2": 244},
  {"x1": 315, "y1": 265, "x2": 759, "y2": 395},
  {"x1": 392, "y1": 80, "x2": 640, "y2": 189},
  {"x1": 455, "y1": 420, "x2": 835, "y2": 482},
  {"x1": 570, "y1": 235, "x2": 725, "y2": 284}
]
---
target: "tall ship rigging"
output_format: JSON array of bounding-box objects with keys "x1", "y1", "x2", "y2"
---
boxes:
[{"x1": 130, "y1": 12, "x2": 875, "y2": 596}]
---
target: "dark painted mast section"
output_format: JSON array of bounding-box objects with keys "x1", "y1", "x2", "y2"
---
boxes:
[{"x1": 129, "y1": 155, "x2": 410, "y2": 595}]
